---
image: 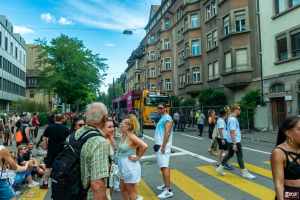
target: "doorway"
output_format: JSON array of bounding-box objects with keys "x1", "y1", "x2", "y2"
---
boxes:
[{"x1": 272, "y1": 97, "x2": 287, "y2": 130}]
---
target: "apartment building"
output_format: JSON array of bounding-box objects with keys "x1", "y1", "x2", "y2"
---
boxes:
[
  {"x1": 125, "y1": 0, "x2": 261, "y2": 104},
  {"x1": 259, "y1": 0, "x2": 300, "y2": 130},
  {"x1": 26, "y1": 44, "x2": 55, "y2": 111},
  {"x1": 0, "y1": 15, "x2": 26, "y2": 110}
]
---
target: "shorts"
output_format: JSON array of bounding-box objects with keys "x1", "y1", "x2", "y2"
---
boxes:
[
  {"x1": 118, "y1": 156, "x2": 141, "y2": 184},
  {"x1": 33, "y1": 127, "x2": 38, "y2": 138},
  {"x1": 0, "y1": 179, "x2": 15, "y2": 200},
  {"x1": 11, "y1": 127, "x2": 14, "y2": 133},
  {"x1": 32, "y1": 168, "x2": 39, "y2": 175},
  {"x1": 44, "y1": 152, "x2": 58, "y2": 168},
  {"x1": 217, "y1": 138, "x2": 229, "y2": 150},
  {"x1": 156, "y1": 147, "x2": 171, "y2": 168}
]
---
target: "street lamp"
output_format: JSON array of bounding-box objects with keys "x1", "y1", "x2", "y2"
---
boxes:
[{"x1": 123, "y1": 30, "x2": 133, "y2": 35}]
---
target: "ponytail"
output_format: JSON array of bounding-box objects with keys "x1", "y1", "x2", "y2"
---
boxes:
[{"x1": 276, "y1": 115, "x2": 300, "y2": 146}]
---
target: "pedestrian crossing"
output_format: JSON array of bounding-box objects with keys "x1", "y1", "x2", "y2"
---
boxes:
[{"x1": 137, "y1": 161, "x2": 275, "y2": 200}]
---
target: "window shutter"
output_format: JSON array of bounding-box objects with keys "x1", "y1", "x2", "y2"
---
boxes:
[
  {"x1": 214, "y1": 61, "x2": 219, "y2": 78},
  {"x1": 235, "y1": 11, "x2": 245, "y2": 21},
  {"x1": 225, "y1": 52, "x2": 232, "y2": 72},
  {"x1": 208, "y1": 63, "x2": 213, "y2": 78},
  {"x1": 236, "y1": 49, "x2": 248, "y2": 70},
  {"x1": 224, "y1": 16, "x2": 230, "y2": 27}
]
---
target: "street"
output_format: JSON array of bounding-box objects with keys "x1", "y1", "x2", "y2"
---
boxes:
[{"x1": 9, "y1": 127, "x2": 276, "y2": 200}]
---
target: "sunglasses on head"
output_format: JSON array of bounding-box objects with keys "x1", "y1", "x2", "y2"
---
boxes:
[
  {"x1": 158, "y1": 107, "x2": 164, "y2": 110},
  {"x1": 77, "y1": 123, "x2": 85, "y2": 127},
  {"x1": 27, "y1": 141, "x2": 33, "y2": 144}
]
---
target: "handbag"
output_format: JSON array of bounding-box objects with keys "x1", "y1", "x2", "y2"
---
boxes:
[
  {"x1": 153, "y1": 144, "x2": 161, "y2": 152},
  {"x1": 212, "y1": 126, "x2": 218, "y2": 140}
]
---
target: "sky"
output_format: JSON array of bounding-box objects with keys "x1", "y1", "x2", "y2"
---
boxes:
[{"x1": 1, "y1": 0, "x2": 161, "y2": 93}]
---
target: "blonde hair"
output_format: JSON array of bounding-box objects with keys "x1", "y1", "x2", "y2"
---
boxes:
[
  {"x1": 17, "y1": 145, "x2": 26, "y2": 154},
  {"x1": 224, "y1": 106, "x2": 231, "y2": 116},
  {"x1": 9, "y1": 151, "x2": 18, "y2": 163},
  {"x1": 123, "y1": 116, "x2": 140, "y2": 135},
  {"x1": 231, "y1": 104, "x2": 240, "y2": 113}
]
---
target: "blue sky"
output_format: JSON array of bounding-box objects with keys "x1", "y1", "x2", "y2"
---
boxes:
[{"x1": 1, "y1": 0, "x2": 161, "y2": 93}]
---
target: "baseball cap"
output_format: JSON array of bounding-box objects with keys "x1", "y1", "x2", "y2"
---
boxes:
[
  {"x1": 20, "y1": 112, "x2": 27, "y2": 117},
  {"x1": 217, "y1": 109, "x2": 227, "y2": 117},
  {"x1": 158, "y1": 102, "x2": 167, "y2": 108}
]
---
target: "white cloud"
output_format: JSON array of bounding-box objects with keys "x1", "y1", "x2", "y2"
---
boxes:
[
  {"x1": 13, "y1": 26, "x2": 35, "y2": 35},
  {"x1": 40, "y1": 13, "x2": 56, "y2": 23},
  {"x1": 105, "y1": 44, "x2": 115, "y2": 46},
  {"x1": 59, "y1": 17, "x2": 75, "y2": 25}
]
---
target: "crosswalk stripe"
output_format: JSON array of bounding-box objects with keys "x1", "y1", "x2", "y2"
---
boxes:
[
  {"x1": 181, "y1": 134, "x2": 203, "y2": 139},
  {"x1": 167, "y1": 169, "x2": 224, "y2": 200},
  {"x1": 197, "y1": 166, "x2": 275, "y2": 200},
  {"x1": 263, "y1": 161, "x2": 271, "y2": 164},
  {"x1": 137, "y1": 179, "x2": 159, "y2": 200},
  {"x1": 19, "y1": 185, "x2": 49, "y2": 200},
  {"x1": 231, "y1": 163, "x2": 273, "y2": 178}
]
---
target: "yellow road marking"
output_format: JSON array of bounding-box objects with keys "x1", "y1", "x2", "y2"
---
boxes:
[
  {"x1": 231, "y1": 163, "x2": 273, "y2": 178},
  {"x1": 137, "y1": 179, "x2": 159, "y2": 200},
  {"x1": 263, "y1": 161, "x2": 271, "y2": 164},
  {"x1": 162, "y1": 170, "x2": 224, "y2": 200},
  {"x1": 19, "y1": 185, "x2": 49, "y2": 200},
  {"x1": 197, "y1": 166, "x2": 275, "y2": 200}
]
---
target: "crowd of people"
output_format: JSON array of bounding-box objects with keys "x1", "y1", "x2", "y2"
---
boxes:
[{"x1": 0, "y1": 102, "x2": 299, "y2": 200}]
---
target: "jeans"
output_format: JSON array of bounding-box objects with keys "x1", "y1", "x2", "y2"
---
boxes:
[
  {"x1": 221, "y1": 143, "x2": 245, "y2": 169},
  {"x1": 173, "y1": 121, "x2": 179, "y2": 131},
  {"x1": 198, "y1": 124, "x2": 204, "y2": 136},
  {"x1": 180, "y1": 122, "x2": 186, "y2": 131}
]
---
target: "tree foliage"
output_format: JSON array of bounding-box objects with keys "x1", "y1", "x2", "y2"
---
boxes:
[
  {"x1": 198, "y1": 85, "x2": 226, "y2": 108},
  {"x1": 97, "y1": 83, "x2": 124, "y2": 109},
  {"x1": 32, "y1": 34, "x2": 108, "y2": 112},
  {"x1": 10, "y1": 99, "x2": 48, "y2": 112},
  {"x1": 170, "y1": 95, "x2": 180, "y2": 107},
  {"x1": 116, "y1": 72, "x2": 126, "y2": 93},
  {"x1": 180, "y1": 98, "x2": 196, "y2": 115}
]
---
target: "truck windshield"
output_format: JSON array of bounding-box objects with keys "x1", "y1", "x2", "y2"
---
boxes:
[{"x1": 146, "y1": 96, "x2": 170, "y2": 106}]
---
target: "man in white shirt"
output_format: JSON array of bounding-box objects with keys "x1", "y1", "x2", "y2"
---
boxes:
[
  {"x1": 216, "y1": 104, "x2": 256, "y2": 179},
  {"x1": 196, "y1": 110, "x2": 205, "y2": 137}
]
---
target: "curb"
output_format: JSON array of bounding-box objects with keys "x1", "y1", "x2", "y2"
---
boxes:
[{"x1": 241, "y1": 135, "x2": 276, "y2": 143}]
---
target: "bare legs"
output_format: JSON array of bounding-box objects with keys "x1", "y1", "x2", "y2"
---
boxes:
[
  {"x1": 217, "y1": 149, "x2": 229, "y2": 165},
  {"x1": 119, "y1": 179, "x2": 137, "y2": 200},
  {"x1": 161, "y1": 165, "x2": 171, "y2": 189},
  {"x1": 43, "y1": 168, "x2": 51, "y2": 185}
]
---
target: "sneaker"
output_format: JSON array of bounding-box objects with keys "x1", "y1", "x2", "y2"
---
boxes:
[
  {"x1": 40, "y1": 183, "x2": 49, "y2": 189},
  {"x1": 216, "y1": 164, "x2": 220, "y2": 167},
  {"x1": 115, "y1": 188, "x2": 121, "y2": 192},
  {"x1": 157, "y1": 188, "x2": 173, "y2": 199},
  {"x1": 242, "y1": 169, "x2": 256, "y2": 179},
  {"x1": 212, "y1": 151, "x2": 218, "y2": 156},
  {"x1": 208, "y1": 148, "x2": 212, "y2": 153},
  {"x1": 33, "y1": 181, "x2": 40, "y2": 187},
  {"x1": 137, "y1": 195, "x2": 144, "y2": 200},
  {"x1": 157, "y1": 183, "x2": 166, "y2": 191},
  {"x1": 216, "y1": 165, "x2": 226, "y2": 176},
  {"x1": 28, "y1": 181, "x2": 39, "y2": 188},
  {"x1": 225, "y1": 164, "x2": 234, "y2": 170}
]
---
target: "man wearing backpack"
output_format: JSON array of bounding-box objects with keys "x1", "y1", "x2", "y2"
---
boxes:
[
  {"x1": 179, "y1": 111, "x2": 186, "y2": 132},
  {"x1": 14, "y1": 112, "x2": 27, "y2": 147},
  {"x1": 40, "y1": 114, "x2": 70, "y2": 189}
]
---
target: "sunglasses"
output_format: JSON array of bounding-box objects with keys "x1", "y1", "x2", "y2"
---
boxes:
[
  {"x1": 119, "y1": 124, "x2": 129, "y2": 127},
  {"x1": 238, "y1": 109, "x2": 242, "y2": 111},
  {"x1": 77, "y1": 124, "x2": 86, "y2": 127},
  {"x1": 27, "y1": 141, "x2": 33, "y2": 144},
  {"x1": 158, "y1": 107, "x2": 165, "y2": 110},
  {"x1": 22, "y1": 148, "x2": 27, "y2": 150}
]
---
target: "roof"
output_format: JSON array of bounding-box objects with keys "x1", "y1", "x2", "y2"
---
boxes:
[
  {"x1": 26, "y1": 69, "x2": 40, "y2": 78},
  {"x1": 149, "y1": 5, "x2": 160, "y2": 20}
]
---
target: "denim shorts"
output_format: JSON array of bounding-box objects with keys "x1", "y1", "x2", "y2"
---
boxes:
[
  {"x1": 217, "y1": 138, "x2": 229, "y2": 150},
  {"x1": 0, "y1": 179, "x2": 15, "y2": 200}
]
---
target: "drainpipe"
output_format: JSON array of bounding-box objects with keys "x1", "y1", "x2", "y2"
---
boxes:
[{"x1": 257, "y1": 0, "x2": 263, "y2": 102}]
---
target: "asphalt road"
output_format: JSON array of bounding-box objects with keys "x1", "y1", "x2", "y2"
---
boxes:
[{"x1": 9, "y1": 127, "x2": 276, "y2": 200}]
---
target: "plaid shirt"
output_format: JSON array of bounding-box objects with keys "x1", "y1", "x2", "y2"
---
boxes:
[{"x1": 66, "y1": 125, "x2": 109, "y2": 200}]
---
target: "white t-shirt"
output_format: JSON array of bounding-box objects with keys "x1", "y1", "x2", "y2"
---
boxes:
[
  {"x1": 217, "y1": 118, "x2": 227, "y2": 139},
  {"x1": 226, "y1": 115, "x2": 241, "y2": 143},
  {"x1": 154, "y1": 114, "x2": 173, "y2": 149}
]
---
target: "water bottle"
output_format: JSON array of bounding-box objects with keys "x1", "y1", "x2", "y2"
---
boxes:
[
  {"x1": 29, "y1": 191, "x2": 34, "y2": 198},
  {"x1": 15, "y1": 191, "x2": 21, "y2": 196}
]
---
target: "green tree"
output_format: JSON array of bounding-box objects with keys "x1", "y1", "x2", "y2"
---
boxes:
[
  {"x1": 32, "y1": 34, "x2": 108, "y2": 112},
  {"x1": 10, "y1": 99, "x2": 48, "y2": 112},
  {"x1": 180, "y1": 97, "x2": 196, "y2": 115},
  {"x1": 106, "y1": 82, "x2": 124, "y2": 109},
  {"x1": 116, "y1": 72, "x2": 126, "y2": 93},
  {"x1": 170, "y1": 95, "x2": 180, "y2": 107}
]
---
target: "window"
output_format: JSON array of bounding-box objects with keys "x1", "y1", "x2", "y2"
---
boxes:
[
  {"x1": 225, "y1": 52, "x2": 232, "y2": 72},
  {"x1": 191, "y1": 14, "x2": 198, "y2": 28},
  {"x1": 165, "y1": 39, "x2": 170, "y2": 49},
  {"x1": 165, "y1": 20, "x2": 169, "y2": 29},
  {"x1": 185, "y1": 18, "x2": 188, "y2": 30},
  {"x1": 181, "y1": 28, "x2": 184, "y2": 40},
  {"x1": 271, "y1": 84, "x2": 285, "y2": 93},
  {"x1": 138, "y1": 74, "x2": 141, "y2": 83},
  {"x1": 151, "y1": 84, "x2": 156, "y2": 90},
  {"x1": 291, "y1": 0, "x2": 300, "y2": 6},
  {"x1": 183, "y1": 74, "x2": 186, "y2": 86},
  {"x1": 5, "y1": 37, "x2": 8, "y2": 51},
  {"x1": 10, "y1": 42, "x2": 13, "y2": 55},
  {"x1": 179, "y1": 52, "x2": 182, "y2": 64},
  {"x1": 177, "y1": 9, "x2": 180, "y2": 20},
  {"x1": 151, "y1": 68, "x2": 155, "y2": 77},
  {"x1": 192, "y1": 41, "x2": 199, "y2": 55},
  {"x1": 207, "y1": 34, "x2": 212, "y2": 50},
  {"x1": 151, "y1": 51, "x2": 155, "y2": 60},
  {"x1": 212, "y1": 1, "x2": 217, "y2": 16},
  {"x1": 206, "y1": 5, "x2": 211, "y2": 20},
  {"x1": 214, "y1": 61, "x2": 219, "y2": 78},
  {"x1": 236, "y1": 49, "x2": 248, "y2": 70},
  {"x1": 151, "y1": 36, "x2": 155, "y2": 44},
  {"x1": 166, "y1": 79, "x2": 171, "y2": 90},
  {"x1": 291, "y1": 29, "x2": 300, "y2": 57},
  {"x1": 193, "y1": 68, "x2": 200, "y2": 82},
  {"x1": 157, "y1": 48, "x2": 160, "y2": 58},
  {"x1": 235, "y1": 11, "x2": 246, "y2": 32},
  {"x1": 277, "y1": 35, "x2": 287, "y2": 61},
  {"x1": 178, "y1": 30, "x2": 181, "y2": 42},
  {"x1": 165, "y1": 58, "x2": 170, "y2": 70},
  {"x1": 276, "y1": 0, "x2": 285, "y2": 14},
  {"x1": 213, "y1": 30, "x2": 218, "y2": 47},
  {"x1": 158, "y1": 66, "x2": 161, "y2": 74},
  {"x1": 187, "y1": 70, "x2": 190, "y2": 83},
  {"x1": 179, "y1": 75, "x2": 182, "y2": 87},
  {"x1": 30, "y1": 90, "x2": 34, "y2": 98},
  {"x1": 0, "y1": 30, "x2": 2, "y2": 46},
  {"x1": 186, "y1": 44, "x2": 189, "y2": 56},
  {"x1": 224, "y1": 16, "x2": 230, "y2": 35},
  {"x1": 209, "y1": 63, "x2": 213, "y2": 79}
]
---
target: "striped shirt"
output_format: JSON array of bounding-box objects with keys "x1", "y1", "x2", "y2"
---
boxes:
[{"x1": 66, "y1": 125, "x2": 109, "y2": 200}]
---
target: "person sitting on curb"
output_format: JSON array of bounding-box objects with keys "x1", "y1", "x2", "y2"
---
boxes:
[
  {"x1": 24, "y1": 141, "x2": 46, "y2": 174},
  {"x1": 36, "y1": 135, "x2": 47, "y2": 156},
  {"x1": 7, "y1": 151, "x2": 39, "y2": 188}
]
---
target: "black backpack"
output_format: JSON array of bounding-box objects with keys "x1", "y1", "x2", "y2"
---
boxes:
[
  {"x1": 51, "y1": 128, "x2": 105, "y2": 200},
  {"x1": 180, "y1": 113, "x2": 186, "y2": 122}
]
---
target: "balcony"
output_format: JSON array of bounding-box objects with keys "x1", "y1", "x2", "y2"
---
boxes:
[{"x1": 221, "y1": 69, "x2": 253, "y2": 87}]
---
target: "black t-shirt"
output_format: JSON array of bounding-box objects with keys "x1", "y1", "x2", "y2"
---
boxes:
[
  {"x1": 24, "y1": 150, "x2": 34, "y2": 160},
  {"x1": 17, "y1": 154, "x2": 25, "y2": 165},
  {"x1": 43, "y1": 123, "x2": 70, "y2": 153},
  {"x1": 15, "y1": 120, "x2": 23, "y2": 131},
  {"x1": 20, "y1": 124, "x2": 29, "y2": 144}
]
